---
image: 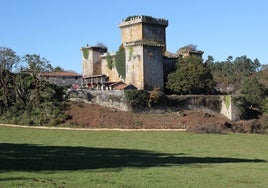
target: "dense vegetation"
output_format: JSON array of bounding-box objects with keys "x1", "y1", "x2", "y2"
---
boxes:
[
  {"x1": 165, "y1": 45, "x2": 268, "y2": 127},
  {"x1": 114, "y1": 44, "x2": 126, "y2": 79},
  {"x1": 205, "y1": 55, "x2": 262, "y2": 94},
  {"x1": 0, "y1": 47, "x2": 69, "y2": 125},
  {"x1": 204, "y1": 54, "x2": 267, "y2": 113}
]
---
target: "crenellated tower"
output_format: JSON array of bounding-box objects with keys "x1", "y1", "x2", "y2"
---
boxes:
[
  {"x1": 81, "y1": 46, "x2": 107, "y2": 78},
  {"x1": 119, "y1": 15, "x2": 168, "y2": 90}
]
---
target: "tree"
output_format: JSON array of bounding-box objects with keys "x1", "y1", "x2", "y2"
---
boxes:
[
  {"x1": 207, "y1": 55, "x2": 262, "y2": 94},
  {"x1": 179, "y1": 44, "x2": 197, "y2": 51},
  {"x1": 166, "y1": 56, "x2": 215, "y2": 94},
  {"x1": 204, "y1": 55, "x2": 214, "y2": 66},
  {"x1": 23, "y1": 54, "x2": 53, "y2": 107},
  {"x1": 253, "y1": 58, "x2": 261, "y2": 72},
  {"x1": 241, "y1": 76, "x2": 265, "y2": 108},
  {"x1": 54, "y1": 66, "x2": 64, "y2": 72},
  {"x1": 15, "y1": 72, "x2": 34, "y2": 106},
  {"x1": 0, "y1": 47, "x2": 19, "y2": 110},
  {"x1": 0, "y1": 50, "x2": 69, "y2": 126}
]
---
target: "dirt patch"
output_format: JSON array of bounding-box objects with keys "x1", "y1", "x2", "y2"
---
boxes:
[{"x1": 65, "y1": 102, "x2": 231, "y2": 132}]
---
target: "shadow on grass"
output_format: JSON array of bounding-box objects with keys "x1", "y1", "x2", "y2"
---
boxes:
[{"x1": 0, "y1": 143, "x2": 266, "y2": 171}]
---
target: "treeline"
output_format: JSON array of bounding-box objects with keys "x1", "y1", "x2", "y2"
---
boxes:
[
  {"x1": 0, "y1": 47, "x2": 69, "y2": 125},
  {"x1": 205, "y1": 55, "x2": 262, "y2": 93},
  {"x1": 166, "y1": 48, "x2": 268, "y2": 131},
  {"x1": 166, "y1": 50, "x2": 266, "y2": 107},
  {"x1": 205, "y1": 55, "x2": 267, "y2": 108}
]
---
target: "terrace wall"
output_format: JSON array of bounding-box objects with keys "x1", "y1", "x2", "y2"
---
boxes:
[{"x1": 69, "y1": 90, "x2": 241, "y2": 121}]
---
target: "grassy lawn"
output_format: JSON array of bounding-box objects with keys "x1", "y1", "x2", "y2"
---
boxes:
[{"x1": 0, "y1": 126, "x2": 267, "y2": 188}]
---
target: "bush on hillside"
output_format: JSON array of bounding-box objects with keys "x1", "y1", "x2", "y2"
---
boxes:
[
  {"x1": 148, "y1": 88, "x2": 167, "y2": 107},
  {"x1": 124, "y1": 90, "x2": 149, "y2": 109}
]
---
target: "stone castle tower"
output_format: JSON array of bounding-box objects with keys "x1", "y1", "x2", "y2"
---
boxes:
[
  {"x1": 119, "y1": 16, "x2": 168, "y2": 90},
  {"x1": 81, "y1": 45, "x2": 107, "y2": 78}
]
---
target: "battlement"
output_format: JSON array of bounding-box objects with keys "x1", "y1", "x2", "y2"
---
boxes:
[
  {"x1": 81, "y1": 45, "x2": 107, "y2": 52},
  {"x1": 119, "y1": 15, "x2": 168, "y2": 27}
]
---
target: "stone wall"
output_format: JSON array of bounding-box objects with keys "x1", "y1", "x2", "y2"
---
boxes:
[
  {"x1": 81, "y1": 48, "x2": 92, "y2": 78},
  {"x1": 101, "y1": 53, "x2": 122, "y2": 82},
  {"x1": 142, "y1": 23, "x2": 167, "y2": 52},
  {"x1": 167, "y1": 95, "x2": 221, "y2": 114},
  {"x1": 168, "y1": 95, "x2": 241, "y2": 121},
  {"x1": 120, "y1": 22, "x2": 143, "y2": 44},
  {"x1": 69, "y1": 90, "x2": 241, "y2": 121},
  {"x1": 220, "y1": 95, "x2": 241, "y2": 121},
  {"x1": 70, "y1": 90, "x2": 130, "y2": 112},
  {"x1": 81, "y1": 47, "x2": 107, "y2": 78},
  {"x1": 88, "y1": 90, "x2": 130, "y2": 111},
  {"x1": 143, "y1": 46, "x2": 164, "y2": 90},
  {"x1": 125, "y1": 45, "x2": 144, "y2": 89},
  {"x1": 119, "y1": 16, "x2": 168, "y2": 45}
]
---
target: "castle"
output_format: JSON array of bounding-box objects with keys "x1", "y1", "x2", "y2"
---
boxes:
[{"x1": 81, "y1": 15, "x2": 203, "y2": 91}]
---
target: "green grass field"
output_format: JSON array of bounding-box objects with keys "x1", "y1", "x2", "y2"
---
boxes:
[{"x1": 0, "y1": 126, "x2": 267, "y2": 188}]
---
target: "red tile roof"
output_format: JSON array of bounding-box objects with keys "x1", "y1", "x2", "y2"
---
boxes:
[
  {"x1": 113, "y1": 83, "x2": 127, "y2": 90},
  {"x1": 113, "y1": 83, "x2": 137, "y2": 90},
  {"x1": 41, "y1": 71, "x2": 82, "y2": 77}
]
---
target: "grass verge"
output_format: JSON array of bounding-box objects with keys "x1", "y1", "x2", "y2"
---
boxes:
[{"x1": 0, "y1": 126, "x2": 267, "y2": 187}]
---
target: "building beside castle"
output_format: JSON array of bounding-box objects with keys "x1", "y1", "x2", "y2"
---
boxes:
[{"x1": 81, "y1": 15, "x2": 203, "y2": 91}]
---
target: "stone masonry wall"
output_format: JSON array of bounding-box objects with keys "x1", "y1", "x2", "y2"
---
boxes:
[
  {"x1": 101, "y1": 54, "x2": 122, "y2": 82},
  {"x1": 125, "y1": 45, "x2": 144, "y2": 89},
  {"x1": 69, "y1": 90, "x2": 241, "y2": 121},
  {"x1": 120, "y1": 23, "x2": 143, "y2": 44},
  {"x1": 143, "y1": 46, "x2": 164, "y2": 90},
  {"x1": 82, "y1": 49, "x2": 92, "y2": 77},
  {"x1": 220, "y1": 95, "x2": 241, "y2": 121},
  {"x1": 70, "y1": 90, "x2": 130, "y2": 112}
]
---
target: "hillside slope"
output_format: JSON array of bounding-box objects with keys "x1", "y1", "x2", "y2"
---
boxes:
[{"x1": 65, "y1": 102, "x2": 230, "y2": 132}]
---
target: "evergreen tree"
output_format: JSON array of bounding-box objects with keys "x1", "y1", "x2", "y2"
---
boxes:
[
  {"x1": 166, "y1": 56, "x2": 215, "y2": 94},
  {"x1": 241, "y1": 76, "x2": 265, "y2": 108}
]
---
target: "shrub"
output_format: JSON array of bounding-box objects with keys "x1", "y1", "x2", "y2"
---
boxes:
[
  {"x1": 233, "y1": 96, "x2": 250, "y2": 119},
  {"x1": 257, "y1": 115, "x2": 268, "y2": 134},
  {"x1": 231, "y1": 120, "x2": 267, "y2": 134},
  {"x1": 148, "y1": 88, "x2": 167, "y2": 107},
  {"x1": 197, "y1": 123, "x2": 222, "y2": 134},
  {"x1": 124, "y1": 90, "x2": 149, "y2": 108}
]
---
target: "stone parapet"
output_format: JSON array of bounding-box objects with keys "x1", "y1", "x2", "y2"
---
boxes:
[
  {"x1": 119, "y1": 15, "x2": 168, "y2": 27},
  {"x1": 81, "y1": 46, "x2": 107, "y2": 52}
]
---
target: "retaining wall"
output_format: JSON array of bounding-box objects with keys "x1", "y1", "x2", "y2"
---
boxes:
[{"x1": 69, "y1": 90, "x2": 241, "y2": 121}]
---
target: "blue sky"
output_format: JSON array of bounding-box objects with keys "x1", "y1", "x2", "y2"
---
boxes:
[{"x1": 1, "y1": 0, "x2": 267, "y2": 73}]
